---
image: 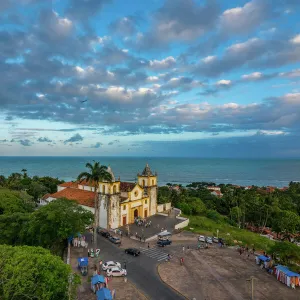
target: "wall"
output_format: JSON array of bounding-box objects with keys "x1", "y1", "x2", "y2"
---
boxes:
[
  {"x1": 130, "y1": 186, "x2": 143, "y2": 201},
  {"x1": 175, "y1": 217, "x2": 189, "y2": 230},
  {"x1": 149, "y1": 186, "x2": 157, "y2": 216},
  {"x1": 99, "y1": 195, "x2": 108, "y2": 229},
  {"x1": 109, "y1": 194, "x2": 120, "y2": 229},
  {"x1": 157, "y1": 202, "x2": 171, "y2": 213},
  {"x1": 80, "y1": 205, "x2": 95, "y2": 214},
  {"x1": 120, "y1": 203, "x2": 129, "y2": 226},
  {"x1": 57, "y1": 186, "x2": 66, "y2": 192}
]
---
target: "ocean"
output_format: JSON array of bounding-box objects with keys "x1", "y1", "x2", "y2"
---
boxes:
[{"x1": 0, "y1": 156, "x2": 299, "y2": 188}]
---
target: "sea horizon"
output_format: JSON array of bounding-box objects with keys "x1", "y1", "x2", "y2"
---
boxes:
[{"x1": 0, "y1": 156, "x2": 299, "y2": 188}]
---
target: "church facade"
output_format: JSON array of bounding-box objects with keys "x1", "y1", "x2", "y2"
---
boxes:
[{"x1": 41, "y1": 164, "x2": 158, "y2": 229}]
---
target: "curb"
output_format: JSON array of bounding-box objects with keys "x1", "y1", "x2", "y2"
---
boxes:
[{"x1": 156, "y1": 262, "x2": 188, "y2": 300}]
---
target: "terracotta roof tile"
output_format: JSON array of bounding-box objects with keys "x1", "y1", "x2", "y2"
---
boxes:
[
  {"x1": 41, "y1": 193, "x2": 51, "y2": 200},
  {"x1": 50, "y1": 188, "x2": 95, "y2": 208},
  {"x1": 120, "y1": 182, "x2": 135, "y2": 192},
  {"x1": 59, "y1": 181, "x2": 78, "y2": 188}
]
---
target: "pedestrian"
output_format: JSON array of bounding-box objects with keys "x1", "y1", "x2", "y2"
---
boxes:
[
  {"x1": 180, "y1": 257, "x2": 184, "y2": 265},
  {"x1": 148, "y1": 243, "x2": 150, "y2": 249},
  {"x1": 135, "y1": 232, "x2": 138, "y2": 238},
  {"x1": 139, "y1": 236, "x2": 142, "y2": 242},
  {"x1": 112, "y1": 289, "x2": 116, "y2": 299},
  {"x1": 182, "y1": 246, "x2": 185, "y2": 253}
]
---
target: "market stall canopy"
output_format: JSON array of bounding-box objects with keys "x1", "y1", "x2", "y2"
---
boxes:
[
  {"x1": 77, "y1": 257, "x2": 88, "y2": 267},
  {"x1": 96, "y1": 287, "x2": 112, "y2": 300},
  {"x1": 257, "y1": 255, "x2": 270, "y2": 262},
  {"x1": 91, "y1": 274, "x2": 105, "y2": 285}
]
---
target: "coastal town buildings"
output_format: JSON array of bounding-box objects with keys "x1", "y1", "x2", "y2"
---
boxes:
[{"x1": 40, "y1": 164, "x2": 158, "y2": 229}]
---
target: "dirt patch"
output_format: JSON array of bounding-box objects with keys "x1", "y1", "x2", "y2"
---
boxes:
[{"x1": 158, "y1": 247, "x2": 300, "y2": 300}]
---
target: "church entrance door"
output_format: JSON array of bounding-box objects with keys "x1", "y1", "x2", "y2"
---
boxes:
[
  {"x1": 123, "y1": 216, "x2": 127, "y2": 226},
  {"x1": 134, "y1": 209, "x2": 138, "y2": 218},
  {"x1": 144, "y1": 209, "x2": 147, "y2": 218}
]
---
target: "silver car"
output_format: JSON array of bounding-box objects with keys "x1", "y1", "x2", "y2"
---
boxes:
[{"x1": 206, "y1": 236, "x2": 213, "y2": 244}]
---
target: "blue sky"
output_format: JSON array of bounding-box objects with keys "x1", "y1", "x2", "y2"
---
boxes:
[{"x1": 1, "y1": 0, "x2": 300, "y2": 157}]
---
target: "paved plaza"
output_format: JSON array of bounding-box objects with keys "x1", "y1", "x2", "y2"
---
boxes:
[{"x1": 119, "y1": 209, "x2": 182, "y2": 240}]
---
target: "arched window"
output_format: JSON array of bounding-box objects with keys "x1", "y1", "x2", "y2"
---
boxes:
[
  {"x1": 142, "y1": 179, "x2": 145, "y2": 187},
  {"x1": 152, "y1": 179, "x2": 154, "y2": 185},
  {"x1": 113, "y1": 185, "x2": 116, "y2": 194},
  {"x1": 102, "y1": 185, "x2": 105, "y2": 194}
]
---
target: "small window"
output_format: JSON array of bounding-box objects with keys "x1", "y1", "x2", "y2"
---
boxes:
[
  {"x1": 134, "y1": 191, "x2": 138, "y2": 197},
  {"x1": 102, "y1": 185, "x2": 105, "y2": 194},
  {"x1": 113, "y1": 185, "x2": 116, "y2": 194},
  {"x1": 123, "y1": 205, "x2": 126, "y2": 210},
  {"x1": 152, "y1": 179, "x2": 154, "y2": 185},
  {"x1": 145, "y1": 199, "x2": 147, "y2": 204}
]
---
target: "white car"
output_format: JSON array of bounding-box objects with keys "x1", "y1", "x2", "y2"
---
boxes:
[
  {"x1": 213, "y1": 237, "x2": 219, "y2": 243},
  {"x1": 206, "y1": 236, "x2": 213, "y2": 244},
  {"x1": 102, "y1": 261, "x2": 121, "y2": 271},
  {"x1": 106, "y1": 267, "x2": 127, "y2": 277},
  {"x1": 198, "y1": 235, "x2": 205, "y2": 242}
]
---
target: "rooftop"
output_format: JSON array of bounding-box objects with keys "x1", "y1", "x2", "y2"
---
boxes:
[
  {"x1": 50, "y1": 188, "x2": 95, "y2": 208},
  {"x1": 141, "y1": 163, "x2": 153, "y2": 176},
  {"x1": 120, "y1": 182, "x2": 136, "y2": 192}
]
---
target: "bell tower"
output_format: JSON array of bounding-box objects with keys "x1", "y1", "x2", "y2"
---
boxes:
[
  {"x1": 99, "y1": 166, "x2": 120, "y2": 229},
  {"x1": 137, "y1": 163, "x2": 157, "y2": 216}
]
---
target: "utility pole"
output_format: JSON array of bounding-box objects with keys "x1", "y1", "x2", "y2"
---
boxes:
[{"x1": 247, "y1": 276, "x2": 256, "y2": 300}]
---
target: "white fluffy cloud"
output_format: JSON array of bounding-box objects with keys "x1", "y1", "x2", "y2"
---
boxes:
[{"x1": 149, "y1": 56, "x2": 176, "y2": 70}]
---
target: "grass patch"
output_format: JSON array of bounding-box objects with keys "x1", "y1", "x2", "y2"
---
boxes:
[{"x1": 187, "y1": 215, "x2": 275, "y2": 251}]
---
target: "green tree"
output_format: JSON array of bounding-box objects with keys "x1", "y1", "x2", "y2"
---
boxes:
[
  {"x1": 21, "y1": 168, "x2": 28, "y2": 178},
  {"x1": 77, "y1": 161, "x2": 112, "y2": 246},
  {"x1": 269, "y1": 242, "x2": 300, "y2": 265},
  {"x1": 0, "y1": 175, "x2": 6, "y2": 187},
  {"x1": 0, "y1": 188, "x2": 34, "y2": 215},
  {"x1": 0, "y1": 213, "x2": 30, "y2": 245},
  {"x1": 27, "y1": 181, "x2": 47, "y2": 201},
  {"x1": 25, "y1": 198, "x2": 93, "y2": 256},
  {"x1": 0, "y1": 245, "x2": 79, "y2": 300}
]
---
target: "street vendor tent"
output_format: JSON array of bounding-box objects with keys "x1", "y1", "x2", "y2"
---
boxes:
[
  {"x1": 274, "y1": 265, "x2": 300, "y2": 288},
  {"x1": 96, "y1": 287, "x2": 112, "y2": 300},
  {"x1": 258, "y1": 255, "x2": 270, "y2": 262},
  {"x1": 77, "y1": 257, "x2": 88, "y2": 267},
  {"x1": 92, "y1": 275, "x2": 105, "y2": 285}
]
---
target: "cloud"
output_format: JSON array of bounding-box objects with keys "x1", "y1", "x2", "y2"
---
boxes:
[
  {"x1": 64, "y1": 133, "x2": 84, "y2": 144},
  {"x1": 37, "y1": 137, "x2": 52, "y2": 142},
  {"x1": 149, "y1": 56, "x2": 176, "y2": 70},
  {"x1": 134, "y1": 0, "x2": 220, "y2": 50},
  {"x1": 108, "y1": 139, "x2": 120, "y2": 145},
  {"x1": 290, "y1": 34, "x2": 300, "y2": 45},
  {"x1": 20, "y1": 139, "x2": 32, "y2": 146},
  {"x1": 90, "y1": 142, "x2": 102, "y2": 148},
  {"x1": 216, "y1": 79, "x2": 231, "y2": 86},
  {"x1": 109, "y1": 16, "x2": 141, "y2": 36}
]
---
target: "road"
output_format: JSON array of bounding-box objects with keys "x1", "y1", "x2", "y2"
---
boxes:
[{"x1": 90, "y1": 233, "x2": 185, "y2": 300}]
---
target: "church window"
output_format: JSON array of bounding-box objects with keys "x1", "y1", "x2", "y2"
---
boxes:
[
  {"x1": 152, "y1": 179, "x2": 154, "y2": 185},
  {"x1": 113, "y1": 185, "x2": 116, "y2": 194},
  {"x1": 145, "y1": 199, "x2": 147, "y2": 204},
  {"x1": 134, "y1": 191, "x2": 138, "y2": 197},
  {"x1": 123, "y1": 205, "x2": 126, "y2": 210},
  {"x1": 142, "y1": 180, "x2": 145, "y2": 187},
  {"x1": 102, "y1": 185, "x2": 105, "y2": 194}
]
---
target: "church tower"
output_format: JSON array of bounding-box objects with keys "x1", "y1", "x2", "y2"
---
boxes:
[
  {"x1": 137, "y1": 163, "x2": 157, "y2": 216},
  {"x1": 99, "y1": 166, "x2": 121, "y2": 229}
]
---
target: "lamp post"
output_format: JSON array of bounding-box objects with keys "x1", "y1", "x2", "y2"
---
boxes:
[
  {"x1": 217, "y1": 229, "x2": 219, "y2": 239},
  {"x1": 247, "y1": 276, "x2": 257, "y2": 300}
]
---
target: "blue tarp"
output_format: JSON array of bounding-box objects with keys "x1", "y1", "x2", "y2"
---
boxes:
[
  {"x1": 275, "y1": 265, "x2": 300, "y2": 277},
  {"x1": 77, "y1": 257, "x2": 88, "y2": 267},
  {"x1": 91, "y1": 275, "x2": 105, "y2": 285},
  {"x1": 96, "y1": 288, "x2": 112, "y2": 300},
  {"x1": 258, "y1": 255, "x2": 270, "y2": 262}
]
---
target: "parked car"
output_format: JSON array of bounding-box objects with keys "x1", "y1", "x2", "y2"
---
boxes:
[
  {"x1": 108, "y1": 236, "x2": 121, "y2": 244},
  {"x1": 106, "y1": 267, "x2": 127, "y2": 277},
  {"x1": 101, "y1": 231, "x2": 111, "y2": 238},
  {"x1": 198, "y1": 235, "x2": 205, "y2": 242},
  {"x1": 213, "y1": 237, "x2": 219, "y2": 243},
  {"x1": 206, "y1": 237, "x2": 213, "y2": 244},
  {"x1": 157, "y1": 239, "x2": 172, "y2": 247},
  {"x1": 125, "y1": 248, "x2": 140, "y2": 256},
  {"x1": 102, "y1": 261, "x2": 121, "y2": 271}
]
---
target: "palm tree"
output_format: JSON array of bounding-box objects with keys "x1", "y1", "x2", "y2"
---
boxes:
[
  {"x1": 77, "y1": 161, "x2": 112, "y2": 247},
  {"x1": 21, "y1": 169, "x2": 28, "y2": 178}
]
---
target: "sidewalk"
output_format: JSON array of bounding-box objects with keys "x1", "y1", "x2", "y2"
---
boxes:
[{"x1": 70, "y1": 245, "x2": 147, "y2": 300}]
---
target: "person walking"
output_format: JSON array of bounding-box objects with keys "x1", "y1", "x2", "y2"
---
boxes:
[
  {"x1": 112, "y1": 289, "x2": 116, "y2": 299},
  {"x1": 180, "y1": 257, "x2": 184, "y2": 266},
  {"x1": 148, "y1": 243, "x2": 150, "y2": 249},
  {"x1": 123, "y1": 262, "x2": 126, "y2": 269},
  {"x1": 182, "y1": 246, "x2": 185, "y2": 253}
]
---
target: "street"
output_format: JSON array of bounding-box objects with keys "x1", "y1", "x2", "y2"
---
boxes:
[{"x1": 91, "y1": 233, "x2": 185, "y2": 300}]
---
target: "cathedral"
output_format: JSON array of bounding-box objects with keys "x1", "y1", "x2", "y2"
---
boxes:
[{"x1": 41, "y1": 164, "x2": 158, "y2": 229}]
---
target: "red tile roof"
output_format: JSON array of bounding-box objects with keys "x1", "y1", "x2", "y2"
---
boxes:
[
  {"x1": 120, "y1": 182, "x2": 135, "y2": 192},
  {"x1": 41, "y1": 193, "x2": 51, "y2": 200},
  {"x1": 59, "y1": 181, "x2": 78, "y2": 188},
  {"x1": 50, "y1": 188, "x2": 95, "y2": 208}
]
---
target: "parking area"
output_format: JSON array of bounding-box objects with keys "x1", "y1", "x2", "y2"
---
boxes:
[{"x1": 158, "y1": 243, "x2": 299, "y2": 300}]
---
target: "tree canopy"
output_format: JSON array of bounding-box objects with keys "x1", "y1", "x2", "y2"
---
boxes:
[
  {"x1": 25, "y1": 198, "x2": 93, "y2": 256},
  {"x1": 0, "y1": 245, "x2": 77, "y2": 300}
]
